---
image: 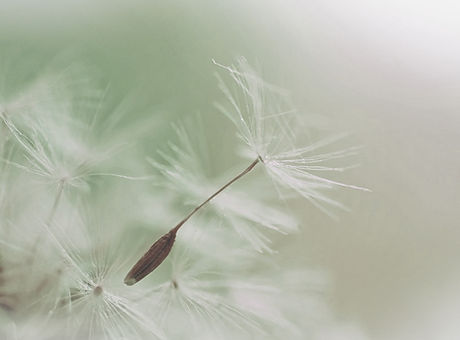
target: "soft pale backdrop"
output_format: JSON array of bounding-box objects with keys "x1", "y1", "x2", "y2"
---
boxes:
[{"x1": 1, "y1": 1, "x2": 459, "y2": 339}]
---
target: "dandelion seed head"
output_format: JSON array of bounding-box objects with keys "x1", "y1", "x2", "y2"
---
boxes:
[
  {"x1": 38, "y1": 208, "x2": 166, "y2": 340},
  {"x1": 144, "y1": 248, "x2": 267, "y2": 337}
]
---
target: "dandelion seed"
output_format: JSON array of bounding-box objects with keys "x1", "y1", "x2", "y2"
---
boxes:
[
  {"x1": 39, "y1": 208, "x2": 166, "y2": 340},
  {"x1": 125, "y1": 158, "x2": 260, "y2": 285},
  {"x1": 127, "y1": 59, "x2": 368, "y2": 285},
  {"x1": 146, "y1": 122, "x2": 298, "y2": 252},
  {"x1": 142, "y1": 249, "x2": 266, "y2": 336},
  {"x1": 0, "y1": 92, "x2": 152, "y2": 211}
]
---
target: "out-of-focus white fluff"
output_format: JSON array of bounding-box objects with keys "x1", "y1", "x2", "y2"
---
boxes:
[{"x1": 0, "y1": 51, "x2": 366, "y2": 339}]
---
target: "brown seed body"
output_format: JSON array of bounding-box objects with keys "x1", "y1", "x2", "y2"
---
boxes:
[
  {"x1": 124, "y1": 158, "x2": 260, "y2": 286},
  {"x1": 124, "y1": 228, "x2": 178, "y2": 286}
]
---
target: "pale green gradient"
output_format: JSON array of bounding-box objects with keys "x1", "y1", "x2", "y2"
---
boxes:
[{"x1": 1, "y1": 1, "x2": 459, "y2": 339}]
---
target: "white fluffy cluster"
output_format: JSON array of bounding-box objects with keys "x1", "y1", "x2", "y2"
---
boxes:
[
  {"x1": 214, "y1": 58, "x2": 369, "y2": 218},
  {"x1": 0, "y1": 52, "x2": 364, "y2": 339}
]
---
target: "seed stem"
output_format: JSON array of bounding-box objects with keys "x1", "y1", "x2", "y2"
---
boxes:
[
  {"x1": 28, "y1": 181, "x2": 65, "y2": 262},
  {"x1": 124, "y1": 157, "x2": 260, "y2": 285},
  {"x1": 46, "y1": 180, "x2": 65, "y2": 225},
  {"x1": 0, "y1": 115, "x2": 12, "y2": 174},
  {"x1": 173, "y1": 157, "x2": 260, "y2": 232}
]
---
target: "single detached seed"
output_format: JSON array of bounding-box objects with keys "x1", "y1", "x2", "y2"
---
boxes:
[{"x1": 124, "y1": 158, "x2": 260, "y2": 286}]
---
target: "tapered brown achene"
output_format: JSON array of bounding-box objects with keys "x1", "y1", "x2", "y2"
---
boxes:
[
  {"x1": 124, "y1": 158, "x2": 260, "y2": 286},
  {"x1": 124, "y1": 227, "x2": 178, "y2": 286}
]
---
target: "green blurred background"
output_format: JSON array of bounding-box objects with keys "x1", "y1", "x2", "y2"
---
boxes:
[{"x1": 1, "y1": 1, "x2": 460, "y2": 339}]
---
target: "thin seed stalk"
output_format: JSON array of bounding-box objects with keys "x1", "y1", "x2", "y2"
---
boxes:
[
  {"x1": 0, "y1": 117, "x2": 12, "y2": 174},
  {"x1": 124, "y1": 157, "x2": 260, "y2": 286},
  {"x1": 46, "y1": 180, "x2": 65, "y2": 225},
  {"x1": 28, "y1": 181, "x2": 65, "y2": 261}
]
